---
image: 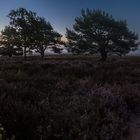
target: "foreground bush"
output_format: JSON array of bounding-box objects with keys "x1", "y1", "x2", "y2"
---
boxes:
[
  {"x1": 0, "y1": 86, "x2": 129, "y2": 140},
  {"x1": 0, "y1": 58, "x2": 139, "y2": 140}
]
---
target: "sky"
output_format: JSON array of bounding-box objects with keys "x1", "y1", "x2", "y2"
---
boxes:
[{"x1": 0, "y1": 0, "x2": 140, "y2": 39}]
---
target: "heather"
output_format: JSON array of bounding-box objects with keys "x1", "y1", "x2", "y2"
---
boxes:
[{"x1": 0, "y1": 56, "x2": 139, "y2": 140}]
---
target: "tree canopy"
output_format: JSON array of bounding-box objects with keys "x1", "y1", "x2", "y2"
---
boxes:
[
  {"x1": 7, "y1": 8, "x2": 35, "y2": 58},
  {"x1": 66, "y1": 9, "x2": 138, "y2": 60},
  {"x1": 1, "y1": 8, "x2": 61, "y2": 58},
  {"x1": 0, "y1": 26, "x2": 23, "y2": 57},
  {"x1": 31, "y1": 16, "x2": 62, "y2": 58}
]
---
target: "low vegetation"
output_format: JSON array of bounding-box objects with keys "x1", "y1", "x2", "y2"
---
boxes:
[{"x1": 0, "y1": 56, "x2": 139, "y2": 140}]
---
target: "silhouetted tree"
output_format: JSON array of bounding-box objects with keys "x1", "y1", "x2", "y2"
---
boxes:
[
  {"x1": 66, "y1": 9, "x2": 138, "y2": 61},
  {"x1": 8, "y1": 8, "x2": 37, "y2": 59},
  {"x1": 32, "y1": 17, "x2": 62, "y2": 58},
  {"x1": 0, "y1": 26, "x2": 23, "y2": 57},
  {"x1": 7, "y1": 8, "x2": 61, "y2": 59}
]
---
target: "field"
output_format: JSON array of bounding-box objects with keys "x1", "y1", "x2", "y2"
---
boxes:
[{"x1": 0, "y1": 55, "x2": 140, "y2": 140}]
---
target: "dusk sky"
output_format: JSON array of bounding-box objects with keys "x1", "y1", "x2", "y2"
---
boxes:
[{"x1": 0, "y1": 0, "x2": 140, "y2": 39}]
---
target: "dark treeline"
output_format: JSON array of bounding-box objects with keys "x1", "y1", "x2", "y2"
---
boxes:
[{"x1": 0, "y1": 8, "x2": 139, "y2": 60}]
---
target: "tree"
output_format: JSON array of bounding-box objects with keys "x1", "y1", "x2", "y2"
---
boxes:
[
  {"x1": 8, "y1": 8, "x2": 37, "y2": 59},
  {"x1": 32, "y1": 17, "x2": 62, "y2": 58},
  {"x1": 7, "y1": 8, "x2": 61, "y2": 59},
  {"x1": 66, "y1": 9, "x2": 138, "y2": 61},
  {"x1": 0, "y1": 26, "x2": 23, "y2": 57}
]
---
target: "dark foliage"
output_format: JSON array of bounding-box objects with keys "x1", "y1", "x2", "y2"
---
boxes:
[
  {"x1": 0, "y1": 26, "x2": 23, "y2": 57},
  {"x1": 66, "y1": 9, "x2": 138, "y2": 61},
  {"x1": 0, "y1": 8, "x2": 61, "y2": 59}
]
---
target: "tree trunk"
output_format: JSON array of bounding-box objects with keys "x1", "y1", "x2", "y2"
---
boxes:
[
  {"x1": 8, "y1": 46, "x2": 12, "y2": 57},
  {"x1": 24, "y1": 46, "x2": 27, "y2": 60},
  {"x1": 99, "y1": 46, "x2": 107, "y2": 61},
  {"x1": 41, "y1": 51, "x2": 44, "y2": 59},
  {"x1": 8, "y1": 53, "x2": 12, "y2": 57},
  {"x1": 100, "y1": 51, "x2": 107, "y2": 61}
]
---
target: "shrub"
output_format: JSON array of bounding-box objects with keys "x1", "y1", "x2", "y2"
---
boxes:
[
  {"x1": 0, "y1": 87, "x2": 129, "y2": 140},
  {"x1": 0, "y1": 57, "x2": 139, "y2": 140}
]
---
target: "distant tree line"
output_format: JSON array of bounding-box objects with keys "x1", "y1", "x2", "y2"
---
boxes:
[{"x1": 0, "y1": 8, "x2": 138, "y2": 60}]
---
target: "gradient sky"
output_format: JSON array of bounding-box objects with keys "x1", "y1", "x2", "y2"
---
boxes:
[{"x1": 0, "y1": 0, "x2": 140, "y2": 39}]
